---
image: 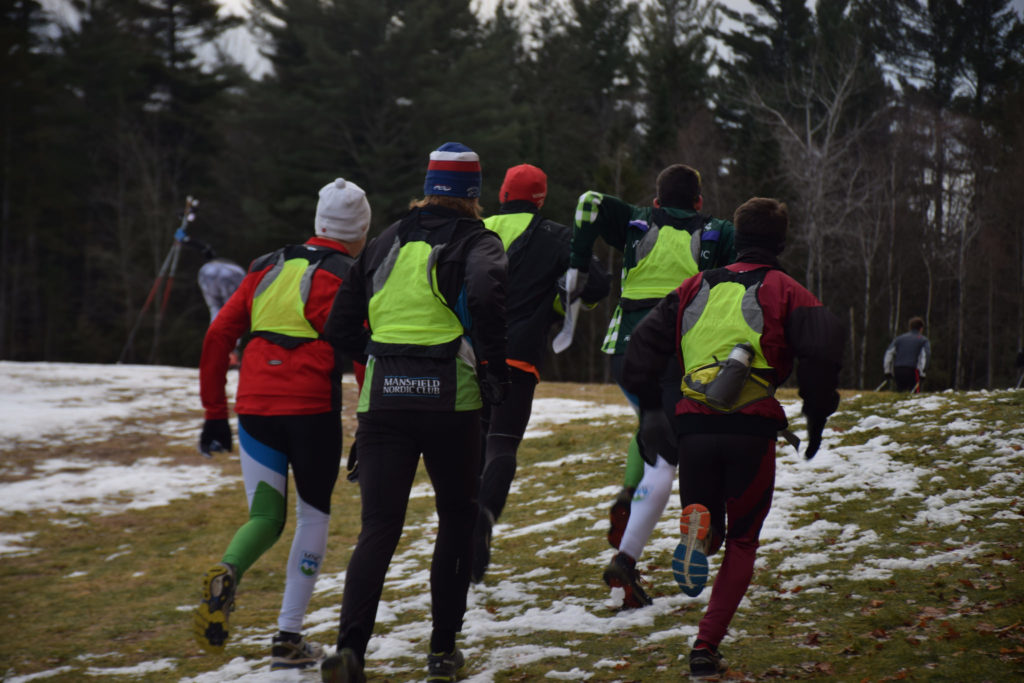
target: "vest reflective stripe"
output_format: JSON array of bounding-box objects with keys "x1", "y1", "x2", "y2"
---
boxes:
[
  {"x1": 483, "y1": 213, "x2": 533, "y2": 252},
  {"x1": 250, "y1": 255, "x2": 320, "y2": 340},
  {"x1": 368, "y1": 237, "x2": 463, "y2": 346},
  {"x1": 678, "y1": 270, "x2": 776, "y2": 412},
  {"x1": 620, "y1": 221, "x2": 702, "y2": 301}
]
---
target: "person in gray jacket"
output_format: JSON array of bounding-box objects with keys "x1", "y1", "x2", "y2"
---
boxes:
[{"x1": 883, "y1": 317, "x2": 930, "y2": 392}]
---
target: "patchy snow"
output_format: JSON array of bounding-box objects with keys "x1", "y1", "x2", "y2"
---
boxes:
[{"x1": 1, "y1": 361, "x2": 1022, "y2": 682}]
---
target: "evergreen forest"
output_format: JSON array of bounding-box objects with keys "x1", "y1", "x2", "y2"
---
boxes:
[{"x1": 3, "y1": 0, "x2": 1023, "y2": 390}]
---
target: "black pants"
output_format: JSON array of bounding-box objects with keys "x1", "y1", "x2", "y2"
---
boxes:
[
  {"x1": 609, "y1": 354, "x2": 683, "y2": 466},
  {"x1": 237, "y1": 412, "x2": 342, "y2": 515},
  {"x1": 479, "y1": 367, "x2": 538, "y2": 520},
  {"x1": 893, "y1": 366, "x2": 919, "y2": 392},
  {"x1": 336, "y1": 409, "x2": 481, "y2": 658},
  {"x1": 678, "y1": 431, "x2": 775, "y2": 647}
]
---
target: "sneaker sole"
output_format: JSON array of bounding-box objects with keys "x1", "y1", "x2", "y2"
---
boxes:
[
  {"x1": 673, "y1": 504, "x2": 711, "y2": 597},
  {"x1": 272, "y1": 660, "x2": 319, "y2": 670},
  {"x1": 271, "y1": 650, "x2": 323, "y2": 670},
  {"x1": 193, "y1": 564, "x2": 235, "y2": 652}
]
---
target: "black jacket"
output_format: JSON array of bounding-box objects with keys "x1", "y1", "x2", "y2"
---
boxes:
[
  {"x1": 491, "y1": 201, "x2": 610, "y2": 371},
  {"x1": 326, "y1": 205, "x2": 508, "y2": 371}
]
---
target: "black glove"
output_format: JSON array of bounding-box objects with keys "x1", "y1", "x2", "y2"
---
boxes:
[
  {"x1": 638, "y1": 409, "x2": 677, "y2": 466},
  {"x1": 199, "y1": 418, "x2": 232, "y2": 458},
  {"x1": 804, "y1": 415, "x2": 825, "y2": 461},
  {"x1": 557, "y1": 268, "x2": 589, "y2": 304},
  {"x1": 346, "y1": 441, "x2": 359, "y2": 482},
  {"x1": 479, "y1": 363, "x2": 511, "y2": 406}
]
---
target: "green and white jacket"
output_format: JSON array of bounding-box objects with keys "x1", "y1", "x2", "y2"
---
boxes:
[{"x1": 569, "y1": 191, "x2": 735, "y2": 354}]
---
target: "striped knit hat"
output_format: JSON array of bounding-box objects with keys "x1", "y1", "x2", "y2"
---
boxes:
[{"x1": 423, "y1": 142, "x2": 482, "y2": 198}]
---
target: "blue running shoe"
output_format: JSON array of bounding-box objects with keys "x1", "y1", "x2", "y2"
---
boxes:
[{"x1": 672, "y1": 504, "x2": 711, "y2": 597}]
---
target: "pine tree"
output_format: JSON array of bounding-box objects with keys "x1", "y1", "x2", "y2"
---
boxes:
[
  {"x1": 235, "y1": 0, "x2": 521, "y2": 240},
  {"x1": 635, "y1": 0, "x2": 717, "y2": 173}
]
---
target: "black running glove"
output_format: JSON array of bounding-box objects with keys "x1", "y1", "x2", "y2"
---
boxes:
[
  {"x1": 804, "y1": 415, "x2": 825, "y2": 461},
  {"x1": 479, "y1": 363, "x2": 511, "y2": 406},
  {"x1": 638, "y1": 409, "x2": 677, "y2": 466},
  {"x1": 346, "y1": 441, "x2": 359, "y2": 482},
  {"x1": 199, "y1": 418, "x2": 232, "y2": 458}
]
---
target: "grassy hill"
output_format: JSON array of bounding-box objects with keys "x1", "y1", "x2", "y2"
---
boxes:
[{"x1": 1, "y1": 364, "x2": 1022, "y2": 681}]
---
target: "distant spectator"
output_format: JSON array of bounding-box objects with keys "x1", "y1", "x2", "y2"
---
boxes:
[
  {"x1": 180, "y1": 235, "x2": 246, "y2": 322},
  {"x1": 883, "y1": 317, "x2": 930, "y2": 392}
]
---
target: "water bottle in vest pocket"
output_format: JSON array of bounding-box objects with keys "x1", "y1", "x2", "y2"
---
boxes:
[{"x1": 703, "y1": 342, "x2": 754, "y2": 410}]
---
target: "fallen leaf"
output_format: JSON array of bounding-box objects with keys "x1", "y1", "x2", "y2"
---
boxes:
[
  {"x1": 941, "y1": 621, "x2": 961, "y2": 640},
  {"x1": 995, "y1": 621, "x2": 1022, "y2": 633}
]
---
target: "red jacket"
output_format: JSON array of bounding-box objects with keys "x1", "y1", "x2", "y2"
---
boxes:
[
  {"x1": 200, "y1": 236, "x2": 362, "y2": 419},
  {"x1": 623, "y1": 253, "x2": 844, "y2": 435}
]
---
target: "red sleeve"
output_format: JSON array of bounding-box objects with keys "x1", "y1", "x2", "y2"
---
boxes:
[
  {"x1": 199, "y1": 271, "x2": 260, "y2": 420},
  {"x1": 305, "y1": 269, "x2": 343, "y2": 334},
  {"x1": 755, "y1": 271, "x2": 821, "y2": 381},
  {"x1": 352, "y1": 361, "x2": 366, "y2": 391}
]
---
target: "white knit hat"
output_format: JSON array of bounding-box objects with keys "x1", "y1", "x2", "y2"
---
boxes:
[{"x1": 315, "y1": 178, "x2": 371, "y2": 242}]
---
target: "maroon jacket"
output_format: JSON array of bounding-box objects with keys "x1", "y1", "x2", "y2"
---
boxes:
[
  {"x1": 200, "y1": 236, "x2": 362, "y2": 419},
  {"x1": 622, "y1": 249, "x2": 844, "y2": 436}
]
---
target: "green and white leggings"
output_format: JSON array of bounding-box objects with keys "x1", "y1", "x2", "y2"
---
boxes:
[{"x1": 222, "y1": 412, "x2": 342, "y2": 634}]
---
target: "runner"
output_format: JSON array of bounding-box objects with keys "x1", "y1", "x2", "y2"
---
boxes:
[{"x1": 193, "y1": 177, "x2": 370, "y2": 671}]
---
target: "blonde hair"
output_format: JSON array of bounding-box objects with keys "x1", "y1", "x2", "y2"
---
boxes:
[{"x1": 410, "y1": 195, "x2": 483, "y2": 220}]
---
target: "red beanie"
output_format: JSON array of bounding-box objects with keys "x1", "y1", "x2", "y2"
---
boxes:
[{"x1": 499, "y1": 164, "x2": 547, "y2": 207}]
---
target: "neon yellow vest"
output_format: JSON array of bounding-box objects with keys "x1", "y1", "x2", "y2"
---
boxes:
[
  {"x1": 483, "y1": 212, "x2": 533, "y2": 252},
  {"x1": 621, "y1": 221, "x2": 702, "y2": 301},
  {"x1": 251, "y1": 255, "x2": 321, "y2": 340},
  {"x1": 368, "y1": 238, "x2": 463, "y2": 347},
  {"x1": 678, "y1": 270, "x2": 776, "y2": 412}
]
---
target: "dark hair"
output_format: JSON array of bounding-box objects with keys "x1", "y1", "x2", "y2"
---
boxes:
[
  {"x1": 908, "y1": 316, "x2": 924, "y2": 332},
  {"x1": 655, "y1": 164, "x2": 702, "y2": 209},
  {"x1": 733, "y1": 197, "x2": 788, "y2": 241},
  {"x1": 409, "y1": 195, "x2": 483, "y2": 219}
]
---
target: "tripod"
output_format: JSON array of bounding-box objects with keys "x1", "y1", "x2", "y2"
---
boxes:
[{"x1": 117, "y1": 196, "x2": 198, "y2": 364}]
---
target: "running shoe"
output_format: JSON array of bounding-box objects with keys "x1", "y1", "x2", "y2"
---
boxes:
[
  {"x1": 672, "y1": 503, "x2": 710, "y2": 597},
  {"x1": 602, "y1": 552, "x2": 653, "y2": 608},
  {"x1": 689, "y1": 641, "x2": 727, "y2": 679},
  {"x1": 427, "y1": 647, "x2": 465, "y2": 682},
  {"x1": 193, "y1": 562, "x2": 237, "y2": 652},
  {"x1": 320, "y1": 647, "x2": 365, "y2": 683},
  {"x1": 271, "y1": 632, "x2": 324, "y2": 670}
]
